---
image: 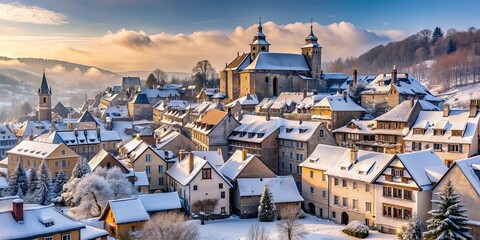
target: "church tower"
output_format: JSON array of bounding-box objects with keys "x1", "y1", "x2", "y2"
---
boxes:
[
  {"x1": 250, "y1": 18, "x2": 270, "y2": 61},
  {"x1": 38, "y1": 71, "x2": 52, "y2": 121},
  {"x1": 301, "y1": 21, "x2": 322, "y2": 79}
]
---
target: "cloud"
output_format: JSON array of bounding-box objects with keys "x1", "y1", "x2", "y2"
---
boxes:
[
  {"x1": 0, "y1": 59, "x2": 26, "y2": 67},
  {"x1": 0, "y1": 3, "x2": 67, "y2": 25},
  {"x1": 46, "y1": 64, "x2": 66, "y2": 73},
  {"x1": 0, "y1": 21, "x2": 405, "y2": 72}
]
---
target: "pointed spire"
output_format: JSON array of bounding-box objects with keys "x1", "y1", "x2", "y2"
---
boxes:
[
  {"x1": 251, "y1": 17, "x2": 270, "y2": 46},
  {"x1": 305, "y1": 18, "x2": 318, "y2": 43},
  {"x1": 256, "y1": 17, "x2": 266, "y2": 38},
  {"x1": 39, "y1": 70, "x2": 51, "y2": 95}
]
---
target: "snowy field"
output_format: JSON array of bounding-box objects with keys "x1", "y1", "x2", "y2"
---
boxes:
[{"x1": 192, "y1": 215, "x2": 396, "y2": 240}]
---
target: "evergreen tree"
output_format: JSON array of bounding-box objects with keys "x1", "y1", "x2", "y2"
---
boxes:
[
  {"x1": 16, "y1": 185, "x2": 24, "y2": 199},
  {"x1": 424, "y1": 179, "x2": 472, "y2": 240},
  {"x1": 447, "y1": 37, "x2": 457, "y2": 54},
  {"x1": 33, "y1": 160, "x2": 55, "y2": 205},
  {"x1": 8, "y1": 162, "x2": 28, "y2": 197},
  {"x1": 71, "y1": 158, "x2": 91, "y2": 179},
  {"x1": 26, "y1": 167, "x2": 39, "y2": 202},
  {"x1": 53, "y1": 170, "x2": 68, "y2": 197},
  {"x1": 146, "y1": 73, "x2": 158, "y2": 89},
  {"x1": 432, "y1": 27, "x2": 444, "y2": 44},
  {"x1": 258, "y1": 184, "x2": 276, "y2": 222},
  {"x1": 398, "y1": 215, "x2": 422, "y2": 240}
]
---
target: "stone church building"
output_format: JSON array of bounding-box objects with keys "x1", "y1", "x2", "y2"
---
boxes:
[{"x1": 220, "y1": 20, "x2": 322, "y2": 100}]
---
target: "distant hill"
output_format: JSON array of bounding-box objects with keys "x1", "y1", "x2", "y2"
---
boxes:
[{"x1": 117, "y1": 70, "x2": 191, "y2": 81}]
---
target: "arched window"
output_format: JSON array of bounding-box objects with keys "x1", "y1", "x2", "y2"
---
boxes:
[
  {"x1": 43, "y1": 97, "x2": 46, "y2": 103},
  {"x1": 265, "y1": 77, "x2": 269, "y2": 83}
]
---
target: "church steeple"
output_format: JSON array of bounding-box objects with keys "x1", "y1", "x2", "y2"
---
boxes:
[
  {"x1": 250, "y1": 17, "x2": 270, "y2": 61},
  {"x1": 38, "y1": 70, "x2": 52, "y2": 121},
  {"x1": 301, "y1": 19, "x2": 322, "y2": 80}
]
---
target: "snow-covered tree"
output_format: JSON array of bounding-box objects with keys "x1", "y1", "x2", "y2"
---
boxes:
[
  {"x1": 258, "y1": 184, "x2": 276, "y2": 222},
  {"x1": 8, "y1": 162, "x2": 28, "y2": 197},
  {"x1": 62, "y1": 158, "x2": 91, "y2": 206},
  {"x1": 69, "y1": 173, "x2": 113, "y2": 219},
  {"x1": 277, "y1": 205, "x2": 306, "y2": 240},
  {"x1": 398, "y1": 215, "x2": 423, "y2": 240},
  {"x1": 16, "y1": 185, "x2": 24, "y2": 199},
  {"x1": 139, "y1": 211, "x2": 199, "y2": 240},
  {"x1": 53, "y1": 170, "x2": 68, "y2": 197},
  {"x1": 104, "y1": 166, "x2": 137, "y2": 199},
  {"x1": 71, "y1": 158, "x2": 91, "y2": 179},
  {"x1": 33, "y1": 160, "x2": 55, "y2": 205},
  {"x1": 25, "y1": 167, "x2": 39, "y2": 203},
  {"x1": 424, "y1": 179, "x2": 472, "y2": 240}
]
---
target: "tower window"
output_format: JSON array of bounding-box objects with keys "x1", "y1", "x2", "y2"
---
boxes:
[
  {"x1": 43, "y1": 97, "x2": 46, "y2": 103},
  {"x1": 261, "y1": 46, "x2": 266, "y2": 51},
  {"x1": 252, "y1": 47, "x2": 256, "y2": 50},
  {"x1": 265, "y1": 77, "x2": 269, "y2": 83}
]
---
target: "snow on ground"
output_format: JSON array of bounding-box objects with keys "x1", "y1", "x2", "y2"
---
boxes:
[
  {"x1": 193, "y1": 215, "x2": 395, "y2": 240},
  {"x1": 436, "y1": 83, "x2": 480, "y2": 108}
]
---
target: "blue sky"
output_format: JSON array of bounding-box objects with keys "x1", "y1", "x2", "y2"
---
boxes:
[{"x1": 0, "y1": 0, "x2": 478, "y2": 71}]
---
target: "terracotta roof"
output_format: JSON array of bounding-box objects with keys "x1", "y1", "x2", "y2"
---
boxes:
[{"x1": 197, "y1": 109, "x2": 228, "y2": 125}]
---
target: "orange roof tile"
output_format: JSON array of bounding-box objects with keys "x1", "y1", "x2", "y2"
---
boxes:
[{"x1": 197, "y1": 109, "x2": 228, "y2": 126}]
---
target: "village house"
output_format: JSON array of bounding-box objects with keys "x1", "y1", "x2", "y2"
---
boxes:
[
  {"x1": 99, "y1": 193, "x2": 181, "y2": 239},
  {"x1": 0, "y1": 125, "x2": 16, "y2": 159},
  {"x1": 98, "y1": 90, "x2": 128, "y2": 112},
  {"x1": 153, "y1": 100, "x2": 193, "y2": 128},
  {"x1": 154, "y1": 126, "x2": 197, "y2": 153},
  {"x1": 166, "y1": 152, "x2": 232, "y2": 217},
  {"x1": 311, "y1": 91, "x2": 365, "y2": 130},
  {"x1": 373, "y1": 150, "x2": 447, "y2": 234},
  {"x1": 225, "y1": 93, "x2": 259, "y2": 113},
  {"x1": 299, "y1": 144, "x2": 346, "y2": 219},
  {"x1": 219, "y1": 149, "x2": 276, "y2": 218},
  {"x1": 236, "y1": 176, "x2": 304, "y2": 218},
  {"x1": 34, "y1": 128, "x2": 122, "y2": 161},
  {"x1": 333, "y1": 99, "x2": 438, "y2": 153},
  {"x1": 52, "y1": 102, "x2": 80, "y2": 119},
  {"x1": 7, "y1": 141, "x2": 80, "y2": 179},
  {"x1": 404, "y1": 102, "x2": 480, "y2": 166},
  {"x1": 191, "y1": 109, "x2": 239, "y2": 160},
  {"x1": 325, "y1": 145, "x2": 394, "y2": 227},
  {"x1": 0, "y1": 197, "x2": 108, "y2": 240},
  {"x1": 432, "y1": 156, "x2": 480, "y2": 239},
  {"x1": 360, "y1": 66, "x2": 442, "y2": 117},
  {"x1": 122, "y1": 76, "x2": 141, "y2": 90},
  {"x1": 255, "y1": 92, "x2": 307, "y2": 117},
  {"x1": 88, "y1": 148, "x2": 130, "y2": 173},
  {"x1": 128, "y1": 93, "x2": 152, "y2": 121}
]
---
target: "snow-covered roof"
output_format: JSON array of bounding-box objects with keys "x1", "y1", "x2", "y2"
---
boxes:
[
  {"x1": 362, "y1": 73, "x2": 442, "y2": 102},
  {"x1": 244, "y1": 52, "x2": 310, "y2": 71},
  {"x1": 192, "y1": 151, "x2": 224, "y2": 168},
  {"x1": 219, "y1": 150, "x2": 255, "y2": 181},
  {"x1": 81, "y1": 225, "x2": 109, "y2": 240},
  {"x1": 325, "y1": 147, "x2": 394, "y2": 182},
  {"x1": 103, "y1": 105, "x2": 128, "y2": 119},
  {"x1": 0, "y1": 177, "x2": 7, "y2": 189},
  {"x1": 331, "y1": 119, "x2": 376, "y2": 134},
  {"x1": 135, "y1": 192, "x2": 181, "y2": 212},
  {"x1": 141, "y1": 87, "x2": 180, "y2": 99},
  {"x1": 449, "y1": 156, "x2": 480, "y2": 196},
  {"x1": 0, "y1": 125, "x2": 15, "y2": 141},
  {"x1": 224, "y1": 53, "x2": 251, "y2": 71},
  {"x1": 88, "y1": 148, "x2": 111, "y2": 171},
  {"x1": 121, "y1": 138, "x2": 144, "y2": 155},
  {"x1": 103, "y1": 198, "x2": 150, "y2": 224},
  {"x1": 404, "y1": 109, "x2": 480, "y2": 144},
  {"x1": 237, "y1": 176, "x2": 304, "y2": 203},
  {"x1": 299, "y1": 145, "x2": 348, "y2": 170},
  {"x1": 393, "y1": 150, "x2": 447, "y2": 190},
  {"x1": 166, "y1": 155, "x2": 232, "y2": 187},
  {"x1": 0, "y1": 205, "x2": 85, "y2": 239},
  {"x1": 314, "y1": 93, "x2": 365, "y2": 112},
  {"x1": 375, "y1": 99, "x2": 438, "y2": 122},
  {"x1": 229, "y1": 115, "x2": 282, "y2": 143},
  {"x1": 226, "y1": 94, "x2": 259, "y2": 107},
  {"x1": 322, "y1": 73, "x2": 349, "y2": 81},
  {"x1": 131, "y1": 171, "x2": 149, "y2": 187},
  {"x1": 112, "y1": 121, "x2": 133, "y2": 142},
  {"x1": 154, "y1": 100, "x2": 191, "y2": 111},
  {"x1": 7, "y1": 141, "x2": 65, "y2": 159},
  {"x1": 278, "y1": 120, "x2": 322, "y2": 142}
]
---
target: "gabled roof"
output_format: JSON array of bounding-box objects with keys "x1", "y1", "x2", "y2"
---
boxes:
[
  {"x1": 191, "y1": 151, "x2": 224, "y2": 168},
  {"x1": 135, "y1": 192, "x2": 181, "y2": 212},
  {"x1": 226, "y1": 94, "x2": 259, "y2": 108},
  {"x1": 445, "y1": 156, "x2": 480, "y2": 196},
  {"x1": 166, "y1": 155, "x2": 232, "y2": 187},
  {"x1": 219, "y1": 150, "x2": 256, "y2": 181},
  {"x1": 88, "y1": 149, "x2": 129, "y2": 172},
  {"x1": 224, "y1": 53, "x2": 251, "y2": 71},
  {"x1": 77, "y1": 111, "x2": 96, "y2": 123},
  {"x1": 331, "y1": 119, "x2": 376, "y2": 134},
  {"x1": 299, "y1": 145, "x2": 348, "y2": 170},
  {"x1": 131, "y1": 93, "x2": 150, "y2": 104},
  {"x1": 244, "y1": 52, "x2": 310, "y2": 71},
  {"x1": 314, "y1": 93, "x2": 365, "y2": 112},
  {"x1": 0, "y1": 204, "x2": 85, "y2": 240},
  {"x1": 100, "y1": 198, "x2": 149, "y2": 224},
  {"x1": 8, "y1": 141, "x2": 68, "y2": 159},
  {"x1": 121, "y1": 138, "x2": 144, "y2": 155},
  {"x1": 375, "y1": 99, "x2": 438, "y2": 122},
  {"x1": 237, "y1": 176, "x2": 304, "y2": 203}
]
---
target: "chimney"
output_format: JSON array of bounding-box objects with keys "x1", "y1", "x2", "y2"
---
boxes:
[
  {"x1": 12, "y1": 199, "x2": 24, "y2": 222},
  {"x1": 265, "y1": 112, "x2": 270, "y2": 121},
  {"x1": 178, "y1": 149, "x2": 185, "y2": 161},
  {"x1": 352, "y1": 69, "x2": 358, "y2": 86},
  {"x1": 299, "y1": 119, "x2": 303, "y2": 125},
  {"x1": 443, "y1": 104, "x2": 450, "y2": 117},
  {"x1": 50, "y1": 120, "x2": 56, "y2": 133},
  {"x1": 469, "y1": 99, "x2": 478, "y2": 118},
  {"x1": 303, "y1": 88, "x2": 307, "y2": 98},
  {"x1": 237, "y1": 52, "x2": 239, "y2": 57},
  {"x1": 74, "y1": 128, "x2": 78, "y2": 137},
  {"x1": 410, "y1": 99, "x2": 414, "y2": 108},
  {"x1": 188, "y1": 152, "x2": 194, "y2": 174},
  {"x1": 238, "y1": 110, "x2": 244, "y2": 121},
  {"x1": 350, "y1": 146, "x2": 358, "y2": 164},
  {"x1": 217, "y1": 147, "x2": 222, "y2": 156},
  {"x1": 135, "y1": 133, "x2": 140, "y2": 141},
  {"x1": 343, "y1": 90, "x2": 348, "y2": 102},
  {"x1": 391, "y1": 65, "x2": 397, "y2": 85},
  {"x1": 96, "y1": 126, "x2": 101, "y2": 138},
  {"x1": 29, "y1": 129, "x2": 33, "y2": 141},
  {"x1": 242, "y1": 149, "x2": 247, "y2": 161}
]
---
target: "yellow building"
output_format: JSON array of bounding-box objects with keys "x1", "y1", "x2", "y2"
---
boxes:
[
  {"x1": 7, "y1": 141, "x2": 80, "y2": 179},
  {"x1": 100, "y1": 198, "x2": 149, "y2": 239}
]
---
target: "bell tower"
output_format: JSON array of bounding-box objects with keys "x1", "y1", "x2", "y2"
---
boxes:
[
  {"x1": 250, "y1": 17, "x2": 270, "y2": 61},
  {"x1": 38, "y1": 70, "x2": 52, "y2": 121},
  {"x1": 301, "y1": 19, "x2": 322, "y2": 79}
]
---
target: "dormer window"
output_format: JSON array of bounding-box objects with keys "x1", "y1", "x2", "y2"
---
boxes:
[
  {"x1": 257, "y1": 133, "x2": 264, "y2": 138},
  {"x1": 286, "y1": 128, "x2": 293, "y2": 133},
  {"x1": 248, "y1": 132, "x2": 255, "y2": 138},
  {"x1": 40, "y1": 217, "x2": 55, "y2": 227},
  {"x1": 433, "y1": 129, "x2": 444, "y2": 136},
  {"x1": 299, "y1": 128, "x2": 308, "y2": 133},
  {"x1": 451, "y1": 130, "x2": 463, "y2": 137}
]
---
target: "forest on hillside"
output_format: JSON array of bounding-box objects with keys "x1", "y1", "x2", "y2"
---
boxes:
[{"x1": 328, "y1": 27, "x2": 480, "y2": 93}]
